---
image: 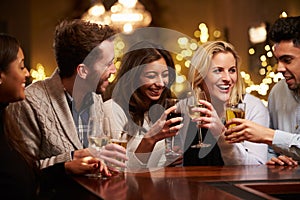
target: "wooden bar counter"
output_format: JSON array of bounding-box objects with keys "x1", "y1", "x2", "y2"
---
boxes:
[{"x1": 72, "y1": 165, "x2": 300, "y2": 200}]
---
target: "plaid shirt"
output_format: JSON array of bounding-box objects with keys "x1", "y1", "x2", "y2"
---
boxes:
[{"x1": 65, "y1": 91, "x2": 94, "y2": 148}]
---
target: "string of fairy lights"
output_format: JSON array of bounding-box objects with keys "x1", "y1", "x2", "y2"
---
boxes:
[{"x1": 31, "y1": 12, "x2": 288, "y2": 104}]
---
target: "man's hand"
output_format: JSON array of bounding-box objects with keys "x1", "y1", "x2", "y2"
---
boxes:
[
  {"x1": 266, "y1": 155, "x2": 298, "y2": 166},
  {"x1": 64, "y1": 156, "x2": 111, "y2": 176}
]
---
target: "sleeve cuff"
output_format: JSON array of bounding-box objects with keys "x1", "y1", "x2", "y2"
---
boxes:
[{"x1": 273, "y1": 130, "x2": 293, "y2": 148}]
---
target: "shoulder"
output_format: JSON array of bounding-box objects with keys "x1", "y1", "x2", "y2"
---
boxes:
[
  {"x1": 104, "y1": 99, "x2": 120, "y2": 109},
  {"x1": 244, "y1": 93, "x2": 269, "y2": 124},
  {"x1": 103, "y1": 99, "x2": 124, "y2": 115},
  {"x1": 244, "y1": 93, "x2": 261, "y2": 103},
  {"x1": 244, "y1": 93, "x2": 266, "y2": 108},
  {"x1": 269, "y1": 80, "x2": 289, "y2": 98},
  {"x1": 25, "y1": 70, "x2": 62, "y2": 98},
  {"x1": 103, "y1": 99, "x2": 129, "y2": 131}
]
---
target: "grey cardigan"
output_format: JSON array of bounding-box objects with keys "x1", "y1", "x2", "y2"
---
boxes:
[{"x1": 8, "y1": 69, "x2": 104, "y2": 168}]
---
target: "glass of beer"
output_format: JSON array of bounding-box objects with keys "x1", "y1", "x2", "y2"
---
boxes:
[
  {"x1": 110, "y1": 130, "x2": 128, "y2": 149},
  {"x1": 225, "y1": 102, "x2": 246, "y2": 128},
  {"x1": 109, "y1": 130, "x2": 128, "y2": 172}
]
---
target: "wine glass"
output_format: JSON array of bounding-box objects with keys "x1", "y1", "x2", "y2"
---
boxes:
[
  {"x1": 86, "y1": 116, "x2": 110, "y2": 178},
  {"x1": 164, "y1": 98, "x2": 182, "y2": 158},
  {"x1": 186, "y1": 91, "x2": 211, "y2": 148}
]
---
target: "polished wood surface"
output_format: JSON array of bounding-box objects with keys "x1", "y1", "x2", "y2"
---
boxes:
[{"x1": 73, "y1": 165, "x2": 300, "y2": 200}]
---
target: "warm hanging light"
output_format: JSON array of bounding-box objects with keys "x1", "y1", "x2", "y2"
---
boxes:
[
  {"x1": 81, "y1": 0, "x2": 111, "y2": 25},
  {"x1": 82, "y1": 0, "x2": 151, "y2": 33},
  {"x1": 109, "y1": 0, "x2": 152, "y2": 33}
]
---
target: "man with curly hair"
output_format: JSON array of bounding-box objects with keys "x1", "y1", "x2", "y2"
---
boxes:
[{"x1": 224, "y1": 16, "x2": 300, "y2": 166}]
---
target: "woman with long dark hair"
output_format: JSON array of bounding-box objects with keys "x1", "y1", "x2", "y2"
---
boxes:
[
  {"x1": 104, "y1": 41, "x2": 183, "y2": 170},
  {"x1": 0, "y1": 33, "x2": 39, "y2": 199}
]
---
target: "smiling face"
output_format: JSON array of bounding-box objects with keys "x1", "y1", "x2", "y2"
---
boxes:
[
  {"x1": 0, "y1": 47, "x2": 29, "y2": 103},
  {"x1": 87, "y1": 40, "x2": 116, "y2": 94},
  {"x1": 273, "y1": 40, "x2": 300, "y2": 92},
  {"x1": 204, "y1": 51, "x2": 237, "y2": 103},
  {"x1": 138, "y1": 58, "x2": 169, "y2": 105}
]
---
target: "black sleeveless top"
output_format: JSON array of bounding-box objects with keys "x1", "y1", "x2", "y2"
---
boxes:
[{"x1": 183, "y1": 121, "x2": 224, "y2": 166}]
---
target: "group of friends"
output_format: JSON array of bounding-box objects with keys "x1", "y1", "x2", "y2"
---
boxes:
[{"x1": 0, "y1": 15, "x2": 300, "y2": 198}]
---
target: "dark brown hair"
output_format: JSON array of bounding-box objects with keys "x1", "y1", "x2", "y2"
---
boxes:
[
  {"x1": 269, "y1": 16, "x2": 300, "y2": 47},
  {"x1": 53, "y1": 19, "x2": 116, "y2": 78},
  {"x1": 107, "y1": 41, "x2": 175, "y2": 127},
  {"x1": 0, "y1": 33, "x2": 39, "y2": 187}
]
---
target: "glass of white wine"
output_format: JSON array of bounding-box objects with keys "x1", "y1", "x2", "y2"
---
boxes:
[
  {"x1": 86, "y1": 116, "x2": 110, "y2": 178},
  {"x1": 186, "y1": 91, "x2": 211, "y2": 148}
]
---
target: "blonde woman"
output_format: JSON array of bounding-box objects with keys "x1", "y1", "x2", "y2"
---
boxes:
[{"x1": 184, "y1": 41, "x2": 268, "y2": 165}]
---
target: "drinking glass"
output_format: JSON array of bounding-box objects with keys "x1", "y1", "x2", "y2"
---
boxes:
[
  {"x1": 109, "y1": 130, "x2": 128, "y2": 172},
  {"x1": 110, "y1": 130, "x2": 128, "y2": 149},
  {"x1": 186, "y1": 91, "x2": 211, "y2": 148},
  {"x1": 86, "y1": 116, "x2": 110, "y2": 178},
  {"x1": 225, "y1": 103, "x2": 246, "y2": 128},
  {"x1": 164, "y1": 98, "x2": 182, "y2": 158}
]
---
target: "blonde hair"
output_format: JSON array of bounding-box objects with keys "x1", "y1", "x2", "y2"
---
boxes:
[{"x1": 188, "y1": 41, "x2": 245, "y2": 105}]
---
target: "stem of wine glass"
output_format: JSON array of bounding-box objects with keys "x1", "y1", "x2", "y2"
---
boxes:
[
  {"x1": 171, "y1": 136, "x2": 175, "y2": 152},
  {"x1": 198, "y1": 127, "x2": 202, "y2": 145}
]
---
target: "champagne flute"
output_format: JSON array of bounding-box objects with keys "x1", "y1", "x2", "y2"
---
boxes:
[
  {"x1": 186, "y1": 91, "x2": 211, "y2": 148},
  {"x1": 86, "y1": 116, "x2": 110, "y2": 178},
  {"x1": 164, "y1": 98, "x2": 182, "y2": 158}
]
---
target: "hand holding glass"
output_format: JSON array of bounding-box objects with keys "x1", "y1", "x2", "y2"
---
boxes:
[
  {"x1": 164, "y1": 98, "x2": 182, "y2": 158},
  {"x1": 186, "y1": 91, "x2": 211, "y2": 148},
  {"x1": 109, "y1": 130, "x2": 128, "y2": 172},
  {"x1": 88, "y1": 117, "x2": 110, "y2": 150},
  {"x1": 225, "y1": 103, "x2": 246, "y2": 128},
  {"x1": 86, "y1": 117, "x2": 110, "y2": 178}
]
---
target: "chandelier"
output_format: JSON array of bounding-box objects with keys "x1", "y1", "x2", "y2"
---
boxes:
[{"x1": 82, "y1": 0, "x2": 152, "y2": 33}]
